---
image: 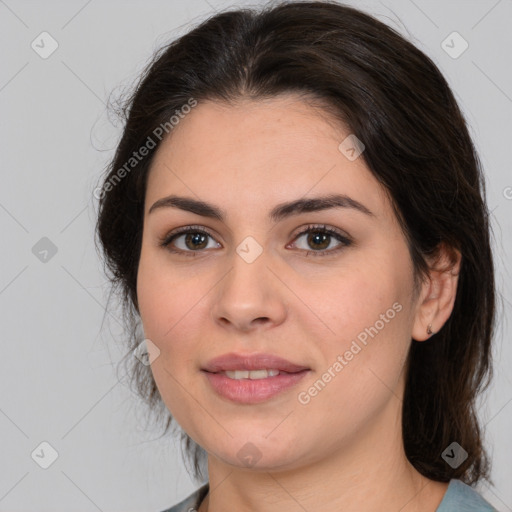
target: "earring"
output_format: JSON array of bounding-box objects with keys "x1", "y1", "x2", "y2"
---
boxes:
[{"x1": 427, "y1": 324, "x2": 433, "y2": 336}]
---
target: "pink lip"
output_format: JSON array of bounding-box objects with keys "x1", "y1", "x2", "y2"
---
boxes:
[
  {"x1": 202, "y1": 352, "x2": 310, "y2": 373},
  {"x1": 201, "y1": 352, "x2": 311, "y2": 404},
  {"x1": 202, "y1": 369, "x2": 309, "y2": 404}
]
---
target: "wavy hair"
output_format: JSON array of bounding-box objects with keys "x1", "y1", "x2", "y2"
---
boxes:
[{"x1": 95, "y1": 0, "x2": 496, "y2": 486}]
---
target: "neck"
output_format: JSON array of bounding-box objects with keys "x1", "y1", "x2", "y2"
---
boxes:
[{"x1": 198, "y1": 396, "x2": 449, "y2": 512}]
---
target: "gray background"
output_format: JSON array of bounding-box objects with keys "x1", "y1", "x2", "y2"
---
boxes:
[{"x1": 0, "y1": 0, "x2": 511, "y2": 510}]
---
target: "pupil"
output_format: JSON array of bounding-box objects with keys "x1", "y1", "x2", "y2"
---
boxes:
[
  {"x1": 309, "y1": 232, "x2": 329, "y2": 250},
  {"x1": 186, "y1": 233, "x2": 207, "y2": 250}
]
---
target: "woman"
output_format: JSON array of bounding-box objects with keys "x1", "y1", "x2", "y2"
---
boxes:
[{"x1": 95, "y1": 1, "x2": 497, "y2": 510}]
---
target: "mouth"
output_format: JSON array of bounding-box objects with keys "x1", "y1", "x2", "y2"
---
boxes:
[
  {"x1": 201, "y1": 352, "x2": 310, "y2": 374},
  {"x1": 201, "y1": 367, "x2": 310, "y2": 404},
  {"x1": 205, "y1": 368, "x2": 303, "y2": 379},
  {"x1": 201, "y1": 352, "x2": 311, "y2": 404}
]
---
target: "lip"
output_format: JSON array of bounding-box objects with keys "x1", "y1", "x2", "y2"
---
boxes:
[
  {"x1": 202, "y1": 369, "x2": 310, "y2": 404},
  {"x1": 201, "y1": 352, "x2": 310, "y2": 404},
  {"x1": 202, "y1": 352, "x2": 310, "y2": 373}
]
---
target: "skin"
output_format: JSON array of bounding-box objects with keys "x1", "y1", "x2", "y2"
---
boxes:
[{"x1": 136, "y1": 94, "x2": 461, "y2": 512}]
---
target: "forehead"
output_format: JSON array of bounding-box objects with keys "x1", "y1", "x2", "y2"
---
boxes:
[{"x1": 145, "y1": 95, "x2": 390, "y2": 223}]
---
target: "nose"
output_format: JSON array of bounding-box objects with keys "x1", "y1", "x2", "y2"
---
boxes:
[{"x1": 210, "y1": 244, "x2": 287, "y2": 333}]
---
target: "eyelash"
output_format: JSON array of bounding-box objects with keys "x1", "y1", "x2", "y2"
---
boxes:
[{"x1": 158, "y1": 224, "x2": 353, "y2": 258}]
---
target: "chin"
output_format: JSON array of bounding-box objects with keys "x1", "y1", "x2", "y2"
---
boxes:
[{"x1": 206, "y1": 434, "x2": 305, "y2": 471}]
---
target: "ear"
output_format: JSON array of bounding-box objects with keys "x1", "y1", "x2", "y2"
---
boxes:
[{"x1": 411, "y1": 243, "x2": 462, "y2": 342}]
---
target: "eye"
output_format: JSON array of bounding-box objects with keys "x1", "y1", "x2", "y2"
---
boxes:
[
  {"x1": 159, "y1": 225, "x2": 220, "y2": 257},
  {"x1": 289, "y1": 224, "x2": 353, "y2": 257},
  {"x1": 159, "y1": 223, "x2": 353, "y2": 257}
]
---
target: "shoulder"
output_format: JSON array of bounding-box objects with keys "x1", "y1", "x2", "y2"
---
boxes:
[
  {"x1": 160, "y1": 479, "x2": 497, "y2": 511},
  {"x1": 436, "y1": 479, "x2": 497, "y2": 511},
  {"x1": 159, "y1": 482, "x2": 209, "y2": 512}
]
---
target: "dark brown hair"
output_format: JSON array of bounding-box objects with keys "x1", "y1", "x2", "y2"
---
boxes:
[{"x1": 94, "y1": 0, "x2": 496, "y2": 486}]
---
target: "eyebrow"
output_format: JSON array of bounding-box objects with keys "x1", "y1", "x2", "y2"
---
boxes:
[{"x1": 148, "y1": 193, "x2": 375, "y2": 222}]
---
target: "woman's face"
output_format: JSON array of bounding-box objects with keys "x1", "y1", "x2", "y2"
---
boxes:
[{"x1": 137, "y1": 95, "x2": 425, "y2": 471}]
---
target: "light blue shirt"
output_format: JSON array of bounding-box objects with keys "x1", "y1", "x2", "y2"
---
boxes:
[{"x1": 160, "y1": 479, "x2": 497, "y2": 512}]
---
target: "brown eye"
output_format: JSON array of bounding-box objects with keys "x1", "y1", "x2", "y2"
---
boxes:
[
  {"x1": 182, "y1": 232, "x2": 209, "y2": 250},
  {"x1": 159, "y1": 226, "x2": 220, "y2": 256},
  {"x1": 291, "y1": 225, "x2": 353, "y2": 257},
  {"x1": 305, "y1": 231, "x2": 331, "y2": 250},
  {"x1": 159, "y1": 224, "x2": 352, "y2": 258}
]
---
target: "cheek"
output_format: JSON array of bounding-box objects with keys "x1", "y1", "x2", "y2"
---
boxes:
[
  {"x1": 293, "y1": 315, "x2": 409, "y2": 456},
  {"x1": 136, "y1": 245, "x2": 193, "y2": 341},
  {"x1": 299, "y1": 258, "x2": 404, "y2": 342},
  {"x1": 136, "y1": 250, "x2": 208, "y2": 414},
  {"x1": 137, "y1": 272, "x2": 198, "y2": 429},
  {"x1": 137, "y1": 287, "x2": 199, "y2": 372},
  {"x1": 298, "y1": 260, "x2": 411, "y2": 406}
]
